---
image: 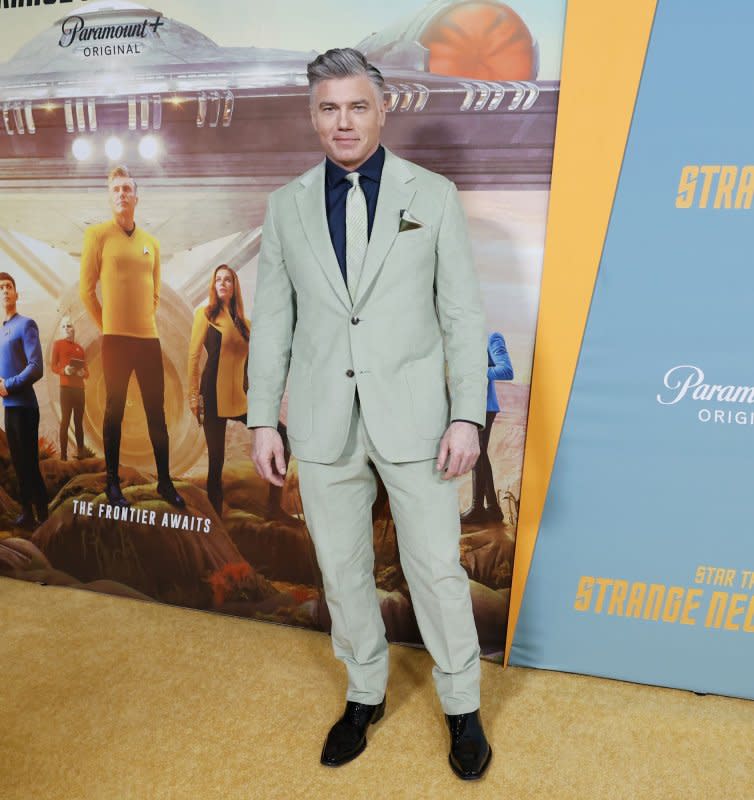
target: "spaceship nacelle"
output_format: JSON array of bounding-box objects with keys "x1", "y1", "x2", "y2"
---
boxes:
[{"x1": 357, "y1": 0, "x2": 539, "y2": 81}]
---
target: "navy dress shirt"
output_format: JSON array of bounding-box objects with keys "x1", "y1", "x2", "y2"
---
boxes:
[{"x1": 325, "y1": 145, "x2": 385, "y2": 283}]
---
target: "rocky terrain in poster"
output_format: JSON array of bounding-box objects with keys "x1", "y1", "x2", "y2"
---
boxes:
[{"x1": 0, "y1": 387, "x2": 523, "y2": 660}]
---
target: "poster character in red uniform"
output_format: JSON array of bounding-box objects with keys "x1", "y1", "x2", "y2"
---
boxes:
[{"x1": 50, "y1": 316, "x2": 88, "y2": 462}]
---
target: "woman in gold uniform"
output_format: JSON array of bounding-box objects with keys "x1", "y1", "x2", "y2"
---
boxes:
[{"x1": 189, "y1": 265, "x2": 289, "y2": 517}]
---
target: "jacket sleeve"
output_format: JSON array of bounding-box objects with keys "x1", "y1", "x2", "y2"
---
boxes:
[
  {"x1": 187, "y1": 307, "x2": 208, "y2": 400},
  {"x1": 79, "y1": 226, "x2": 104, "y2": 331},
  {"x1": 4, "y1": 320, "x2": 43, "y2": 393},
  {"x1": 434, "y1": 181, "x2": 487, "y2": 427},
  {"x1": 488, "y1": 332, "x2": 513, "y2": 381},
  {"x1": 246, "y1": 191, "x2": 296, "y2": 428}
]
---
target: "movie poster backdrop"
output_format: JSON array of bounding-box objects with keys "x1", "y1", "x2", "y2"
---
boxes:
[{"x1": 0, "y1": 0, "x2": 564, "y2": 660}]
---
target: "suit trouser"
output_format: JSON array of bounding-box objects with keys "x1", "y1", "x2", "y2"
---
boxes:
[
  {"x1": 296, "y1": 399, "x2": 481, "y2": 715},
  {"x1": 101, "y1": 335, "x2": 170, "y2": 482}
]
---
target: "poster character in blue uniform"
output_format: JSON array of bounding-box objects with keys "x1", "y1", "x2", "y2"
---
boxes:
[
  {"x1": 0, "y1": 272, "x2": 48, "y2": 530},
  {"x1": 461, "y1": 331, "x2": 513, "y2": 524}
]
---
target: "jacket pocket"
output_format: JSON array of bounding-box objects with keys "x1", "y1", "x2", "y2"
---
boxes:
[
  {"x1": 404, "y1": 353, "x2": 450, "y2": 440},
  {"x1": 286, "y1": 358, "x2": 312, "y2": 441}
]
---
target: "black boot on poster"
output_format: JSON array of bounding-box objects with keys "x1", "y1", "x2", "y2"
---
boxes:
[
  {"x1": 460, "y1": 504, "x2": 489, "y2": 525},
  {"x1": 483, "y1": 503, "x2": 504, "y2": 523},
  {"x1": 266, "y1": 484, "x2": 300, "y2": 525},
  {"x1": 207, "y1": 486, "x2": 223, "y2": 517},
  {"x1": 105, "y1": 479, "x2": 130, "y2": 509},
  {"x1": 445, "y1": 709, "x2": 492, "y2": 780},
  {"x1": 34, "y1": 503, "x2": 48, "y2": 526},
  {"x1": 12, "y1": 508, "x2": 37, "y2": 532},
  {"x1": 460, "y1": 469, "x2": 488, "y2": 525},
  {"x1": 320, "y1": 697, "x2": 386, "y2": 767},
  {"x1": 157, "y1": 478, "x2": 186, "y2": 509}
]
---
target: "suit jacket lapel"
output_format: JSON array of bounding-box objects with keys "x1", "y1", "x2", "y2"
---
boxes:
[
  {"x1": 295, "y1": 161, "x2": 352, "y2": 311},
  {"x1": 353, "y1": 149, "x2": 416, "y2": 312}
]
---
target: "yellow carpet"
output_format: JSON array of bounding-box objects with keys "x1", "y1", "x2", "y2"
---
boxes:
[{"x1": 1, "y1": 576, "x2": 751, "y2": 800}]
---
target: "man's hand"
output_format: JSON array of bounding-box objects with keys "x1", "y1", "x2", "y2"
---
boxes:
[
  {"x1": 436, "y1": 420, "x2": 480, "y2": 480},
  {"x1": 76, "y1": 369, "x2": 86, "y2": 378},
  {"x1": 64, "y1": 365, "x2": 75, "y2": 376},
  {"x1": 252, "y1": 426, "x2": 287, "y2": 487},
  {"x1": 0, "y1": 378, "x2": 7, "y2": 398}
]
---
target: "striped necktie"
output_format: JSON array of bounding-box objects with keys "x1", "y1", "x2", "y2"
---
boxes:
[{"x1": 345, "y1": 171, "x2": 367, "y2": 301}]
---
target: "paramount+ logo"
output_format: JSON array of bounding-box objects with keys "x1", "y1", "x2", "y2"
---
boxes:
[
  {"x1": 58, "y1": 12, "x2": 165, "y2": 58},
  {"x1": 657, "y1": 365, "x2": 754, "y2": 426}
]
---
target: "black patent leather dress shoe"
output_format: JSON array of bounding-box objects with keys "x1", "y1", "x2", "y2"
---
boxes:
[
  {"x1": 320, "y1": 697, "x2": 385, "y2": 767},
  {"x1": 157, "y1": 480, "x2": 186, "y2": 508},
  {"x1": 105, "y1": 482, "x2": 130, "y2": 509},
  {"x1": 446, "y1": 709, "x2": 492, "y2": 780}
]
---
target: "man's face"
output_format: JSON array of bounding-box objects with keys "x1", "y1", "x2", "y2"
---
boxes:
[
  {"x1": 0, "y1": 279, "x2": 17, "y2": 312},
  {"x1": 108, "y1": 175, "x2": 138, "y2": 218},
  {"x1": 61, "y1": 318, "x2": 75, "y2": 341},
  {"x1": 310, "y1": 75, "x2": 386, "y2": 170}
]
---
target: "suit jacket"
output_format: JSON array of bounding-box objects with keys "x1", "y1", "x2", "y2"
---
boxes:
[
  {"x1": 247, "y1": 147, "x2": 487, "y2": 464},
  {"x1": 486, "y1": 332, "x2": 513, "y2": 413}
]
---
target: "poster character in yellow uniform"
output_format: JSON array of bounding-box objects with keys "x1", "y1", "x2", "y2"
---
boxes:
[
  {"x1": 79, "y1": 166, "x2": 184, "y2": 509},
  {"x1": 188, "y1": 265, "x2": 291, "y2": 517}
]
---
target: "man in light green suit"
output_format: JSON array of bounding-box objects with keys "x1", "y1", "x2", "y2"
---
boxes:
[{"x1": 248, "y1": 48, "x2": 491, "y2": 780}]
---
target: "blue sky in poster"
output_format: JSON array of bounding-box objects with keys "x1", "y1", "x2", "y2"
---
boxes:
[{"x1": 0, "y1": 0, "x2": 565, "y2": 79}]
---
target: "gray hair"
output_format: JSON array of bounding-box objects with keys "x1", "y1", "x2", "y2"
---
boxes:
[{"x1": 307, "y1": 48, "x2": 384, "y2": 104}]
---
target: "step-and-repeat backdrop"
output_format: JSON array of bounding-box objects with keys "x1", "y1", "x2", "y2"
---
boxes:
[
  {"x1": 0, "y1": 0, "x2": 565, "y2": 661},
  {"x1": 510, "y1": 0, "x2": 754, "y2": 699}
]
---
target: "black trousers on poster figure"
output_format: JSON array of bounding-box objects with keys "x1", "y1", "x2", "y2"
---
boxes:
[
  {"x1": 5, "y1": 406, "x2": 48, "y2": 517},
  {"x1": 472, "y1": 410, "x2": 501, "y2": 518},
  {"x1": 101, "y1": 334, "x2": 170, "y2": 483},
  {"x1": 202, "y1": 405, "x2": 289, "y2": 516},
  {"x1": 59, "y1": 385, "x2": 85, "y2": 460}
]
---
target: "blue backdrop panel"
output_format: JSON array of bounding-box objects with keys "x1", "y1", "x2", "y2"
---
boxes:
[{"x1": 510, "y1": 0, "x2": 754, "y2": 698}]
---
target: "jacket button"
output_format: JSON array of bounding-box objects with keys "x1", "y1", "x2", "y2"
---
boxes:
[
  {"x1": 346, "y1": 369, "x2": 355, "y2": 378},
  {"x1": 351, "y1": 316, "x2": 360, "y2": 325}
]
